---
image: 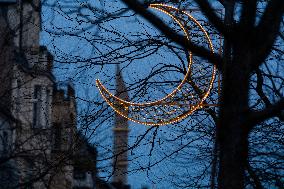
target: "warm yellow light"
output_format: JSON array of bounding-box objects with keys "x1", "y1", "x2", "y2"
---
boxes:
[{"x1": 95, "y1": 3, "x2": 216, "y2": 126}]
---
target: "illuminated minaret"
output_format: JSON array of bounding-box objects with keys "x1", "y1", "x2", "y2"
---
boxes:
[{"x1": 113, "y1": 64, "x2": 129, "y2": 184}]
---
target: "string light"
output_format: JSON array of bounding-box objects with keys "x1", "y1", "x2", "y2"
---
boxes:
[{"x1": 95, "y1": 4, "x2": 217, "y2": 126}]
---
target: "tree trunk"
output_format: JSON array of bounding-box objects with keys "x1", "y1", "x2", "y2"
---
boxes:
[{"x1": 217, "y1": 57, "x2": 250, "y2": 189}]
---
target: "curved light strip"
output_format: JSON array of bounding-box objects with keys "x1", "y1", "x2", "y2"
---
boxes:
[{"x1": 96, "y1": 4, "x2": 216, "y2": 126}]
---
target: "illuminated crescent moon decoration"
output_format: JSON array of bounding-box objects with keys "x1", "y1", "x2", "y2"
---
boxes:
[{"x1": 96, "y1": 4, "x2": 216, "y2": 126}]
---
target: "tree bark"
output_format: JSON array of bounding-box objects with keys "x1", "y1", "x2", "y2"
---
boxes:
[
  {"x1": 217, "y1": 50, "x2": 251, "y2": 189},
  {"x1": 216, "y1": 1, "x2": 251, "y2": 188}
]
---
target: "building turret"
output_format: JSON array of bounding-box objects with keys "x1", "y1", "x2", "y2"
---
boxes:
[{"x1": 4, "y1": 0, "x2": 41, "y2": 49}]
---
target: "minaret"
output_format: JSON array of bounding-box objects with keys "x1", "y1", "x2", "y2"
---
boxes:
[{"x1": 113, "y1": 64, "x2": 129, "y2": 185}]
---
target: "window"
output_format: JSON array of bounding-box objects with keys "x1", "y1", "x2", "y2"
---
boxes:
[
  {"x1": 67, "y1": 129, "x2": 73, "y2": 147},
  {"x1": 0, "y1": 0, "x2": 17, "y2": 3},
  {"x1": 70, "y1": 113, "x2": 75, "y2": 126},
  {"x1": 24, "y1": 185, "x2": 34, "y2": 189},
  {"x1": 2, "y1": 131, "x2": 8, "y2": 153},
  {"x1": 73, "y1": 169, "x2": 86, "y2": 180},
  {"x1": 32, "y1": 85, "x2": 41, "y2": 128},
  {"x1": 45, "y1": 89, "x2": 51, "y2": 127},
  {"x1": 52, "y1": 123, "x2": 61, "y2": 151},
  {"x1": 16, "y1": 79, "x2": 21, "y2": 113}
]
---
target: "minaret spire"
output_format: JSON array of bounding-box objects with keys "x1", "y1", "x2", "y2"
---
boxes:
[{"x1": 113, "y1": 64, "x2": 129, "y2": 185}]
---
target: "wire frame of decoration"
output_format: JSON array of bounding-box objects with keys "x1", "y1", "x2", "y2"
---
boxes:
[{"x1": 96, "y1": 4, "x2": 217, "y2": 126}]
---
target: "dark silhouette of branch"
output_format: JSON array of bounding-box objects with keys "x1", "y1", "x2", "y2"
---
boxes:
[
  {"x1": 248, "y1": 99, "x2": 284, "y2": 128},
  {"x1": 120, "y1": 0, "x2": 223, "y2": 69}
]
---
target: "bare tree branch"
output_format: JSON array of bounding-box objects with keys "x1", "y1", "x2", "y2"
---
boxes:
[
  {"x1": 120, "y1": 0, "x2": 223, "y2": 69},
  {"x1": 248, "y1": 98, "x2": 284, "y2": 127}
]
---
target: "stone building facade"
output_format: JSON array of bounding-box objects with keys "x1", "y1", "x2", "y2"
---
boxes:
[
  {"x1": 0, "y1": 1, "x2": 133, "y2": 189},
  {"x1": 0, "y1": 0, "x2": 76, "y2": 188}
]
